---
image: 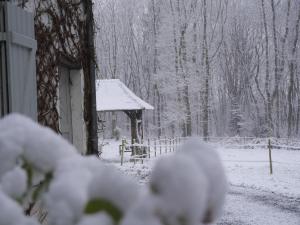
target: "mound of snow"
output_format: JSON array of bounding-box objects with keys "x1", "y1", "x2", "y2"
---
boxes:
[
  {"x1": 0, "y1": 166, "x2": 27, "y2": 199},
  {"x1": 77, "y1": 213, "x2": 113, "y2": 225},
  {"x1": 0, "y1": 190, "x2": 38, "y2": 225},
  {"x1": 46, "y1": 156, "x2": 140, "y2": 225},
  {"x1": 178, "y1": 138, "x2": 227, "y2": 223},
  {"x1": 121, "y1": 194, "x2": 162, "y2": 225},
  {"x1": 0, "y1": 113, "x2": 77, "y2": 175},
  {"x1": 150, "y1": 154, "x2": 209, "y2": 225}
]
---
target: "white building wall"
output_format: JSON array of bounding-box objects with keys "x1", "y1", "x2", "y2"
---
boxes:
[{"x1": 70, "y1": 69, "x2": 87, "y2": 155}]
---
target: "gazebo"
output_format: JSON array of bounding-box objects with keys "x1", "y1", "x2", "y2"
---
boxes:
[{"x1": 96, "y1": 79, "x2": 154, "y2": 143}]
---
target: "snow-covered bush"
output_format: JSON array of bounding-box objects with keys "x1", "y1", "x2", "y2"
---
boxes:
[
  {"x1": 177, "y1": 138, "x2": 227, "y2": 223},
  {"x1": 0, "y1": 114, "x2": 227, "y2": 225}
]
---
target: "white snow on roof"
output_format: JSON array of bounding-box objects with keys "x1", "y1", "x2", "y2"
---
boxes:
[{"x1": 96, "y1": 79, "x2": 154, "y2": 112}]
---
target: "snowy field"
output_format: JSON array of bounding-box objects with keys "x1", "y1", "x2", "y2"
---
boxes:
[{"x1": 101, "y1": 139, "x2": 300, "y2": 225}]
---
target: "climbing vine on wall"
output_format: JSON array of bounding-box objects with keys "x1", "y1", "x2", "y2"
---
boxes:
[{"x1": 33, "y1": 0, "x2": 94, "y2": 132}]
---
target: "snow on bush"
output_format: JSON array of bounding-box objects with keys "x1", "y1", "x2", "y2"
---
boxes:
[
  {"x1": 0, "y1": 114, "x2": 227, "y2": 225},
  {"x1": 120, "y1": 193, "x2": 163, "y2": 225},
  {"x1": 0, "y1": 190, "x2": 38, "y2": 225},
  {"x1": 149, "y1": 154, "x2": 209, "y2": 225},
  {"x1": 177, "y1": 138, "x2": 227, "y2": 222},
  {"x1": 77, "y1": 213, "x2": 113, "y2": 225},
  {"x1": 0, "y1": 113, "x2": 76, "y2": 173},
  {"x1": 45, "y1": 156, "x2": 140, "y2": 225},
  {"x1": 0, "y1": 113, "x2": 77, "y2": 206},
  {"x1": 0, "y1": 166, "x2": 27, "y2": 199}
]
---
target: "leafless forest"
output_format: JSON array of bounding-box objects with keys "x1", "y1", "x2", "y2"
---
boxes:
[{"x1": 95, "y1": 0, "x2": 300, "y2": 139}]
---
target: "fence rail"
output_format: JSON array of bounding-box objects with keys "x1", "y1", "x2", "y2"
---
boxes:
[
  {"x1": 119, "y1": 137, "x2": 182, "y2": 165},
  {"x1": 118, "y1": 136, "x2": 300, "y2": 176}
]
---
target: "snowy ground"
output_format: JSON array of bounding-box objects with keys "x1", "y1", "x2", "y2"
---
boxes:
[{"x1": 100, "y1": 139, "x2": 300, "y2": 225}]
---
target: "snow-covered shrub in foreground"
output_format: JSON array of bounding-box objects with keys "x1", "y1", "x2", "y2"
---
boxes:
[
  {"x1": 177, "y1": 138, "x2": 227, "y2": 223},
  {"x1": 0, "y1": 114, "x2": 227, "y2": 225}
]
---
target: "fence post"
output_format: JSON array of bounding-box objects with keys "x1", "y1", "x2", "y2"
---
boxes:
[
  {"x1": 165, "y1": 136, "x2": 167, "y2": 154},
  {"x1": 154, "y1": 139, "x2": 157, "y2": 157},
  {"x1": 159, "y1": 139, "x2": 162, "y2": 155},
  {"x1": 121, "y1": 139, "x2": 125, "y2": 166},
  {"x1": 148, "y1": 138, "x2": 151, "y2": 159},
  {"x1": 133, "y1": 138, "x2": 136, "y2": 165},
  {"x1": 173, "y1": 138, "x2": 175, "y2": 152},
  {"x1": 268, "y1": 139, "x2": 273, "y2": 175}
]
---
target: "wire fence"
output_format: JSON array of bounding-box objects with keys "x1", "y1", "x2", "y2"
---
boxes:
[{"x1": 118, "y1": 136, "x2": 300, "y2": 175}]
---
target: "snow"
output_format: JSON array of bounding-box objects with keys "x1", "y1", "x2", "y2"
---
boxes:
[
  {"x1": 121, "y1": 194, "x2": 163, "y2": 225},
  {"x1": 150, "y1": 154, "x2": 209, "y2": 225},
  {"x1": 1, "y1": 113, "x2": 298, "y2": 225},
  {"x1": 46, "y1": 155, "x2": 140, "y2": 225},
  {"x1": 220, "y1": 185, "x2": 300, "y2": 225},
  {"x1": 0, "y1": 166, "x2": 27, "y2": 199},
  {"x1": 77, "y1": 214, "x2": 113, "y2": 225},
  {"x1": 45, "y1": 167, "x2": 91, "y2": 225},
  {"x1": 0, "y1": 114, "x2": 142, "y2": 225},
  {"x1": 0, "y1": 134, "x2": 23, "y2": 178},
  {"x1": 96, "y1": 79, "x2": 154, "y2": 111},
  {"x1": 88, "y1": 165, "x2": 140, "y2": 212},
  {"x1": 0, "y1": 190, "x2": 38, "y2": 225},
  {"x1": 102, "y1": 138, "x2": 300, "y2": 198},
  {"x1": 177, "y1": 139, "x2": 227, "y2": 222},
  {"x1": 0, "y1": 113, "x2": 77, "y2": 174},
  {"x1": 219, "y1": 147, "x2": 300, "y2": 198},
  {"x1": 101, "y1": 137, "x2": 300, "y2": 225},
  {"x1": 101, "y1": 138, "x2": 227, "y2": 224},
  {"x1": 45, "y1": 156, "x2": 102, "y2": 225}
]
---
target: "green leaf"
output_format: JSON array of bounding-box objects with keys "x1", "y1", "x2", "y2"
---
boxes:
[
  {"x1": 178, "y1": 215, "x2": 188, "y2": 225},
  {"x1": 84, "y1": 198, "x2": 123, "y2": 223},
  {"x1": 150, "y1": 184, "x2": 159, "y2": 194},
  {"x1": 22, "y1": 160, "x2": 33, "y2": 188},
  {"x1": 32, "y1": 172, "x2": 52, "y2": 201}
]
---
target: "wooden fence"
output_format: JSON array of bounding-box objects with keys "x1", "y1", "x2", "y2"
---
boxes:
[
  {"x1": 119, "y1": 137, "x2": 183, "y2": 165},
  {"x1": 118, "y1": 136, "x2": 300, "y2": 175}
]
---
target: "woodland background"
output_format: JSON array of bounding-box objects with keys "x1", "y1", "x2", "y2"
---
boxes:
[{"x1": 94, "y1": 0, "x2": 300, "y2": 139}]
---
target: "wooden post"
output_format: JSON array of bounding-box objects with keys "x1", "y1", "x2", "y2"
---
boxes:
[
  {"x1": 121, "y1": 139, "x2": 125, "y2": 166},
  {"x1": 268, "y1": 139, "x2": 273, "y2": 175},
  {"x1": 133, "y1": 138, "x2": 136, "y2": 165},
  {"x1": 159, "y1": 139, "x2": 162, "y2": 155},
  {"x1": 173, "y1": 139, "x2": 175, "y2": 152},
  {"x1": 154, "y1": 139, "x2": 157, "y2": 157},
  {"x1": 165, "y1": 136, "x2": 167, "y2": 154},
  {"x1": 148, "y1": 138, "x2": 151, "y2": 158}
]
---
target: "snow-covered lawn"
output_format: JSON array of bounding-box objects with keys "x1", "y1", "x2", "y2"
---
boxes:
[
  {"x1": 101, "y1": 139, "x2": 300, "y2": 225},
  {"x1": 218, "y1": 147, "x2": 300, "y2": 198},
  {"x1": 101, "y1": 139, "x2": 300, "y2": 197}
]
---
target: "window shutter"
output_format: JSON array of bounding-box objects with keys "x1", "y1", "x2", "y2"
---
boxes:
[{"x1": 0, "y1": 2, "x2": 37, "y2": 120}]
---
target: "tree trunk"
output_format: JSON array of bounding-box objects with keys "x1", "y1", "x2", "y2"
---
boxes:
[
  {"x1": 287, "y1": 5, "x2": 300, "y2": 137},
  {"x1": 270, "y1": 0, "x2": 280, "y2": 137},
  {"x1": 203, "y1": 0, "x2": 210, "y2": 140},
  {"x1": 261, "y1": 0, "x2": 273, "y2": 136},
  {"x1": 84, "y1": 0, "x2": 98, "y2": 155}
]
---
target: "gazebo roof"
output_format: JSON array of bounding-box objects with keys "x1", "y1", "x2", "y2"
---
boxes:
[{"x1": 96, "y1": 79, "x2": 154, "y2": 112}]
